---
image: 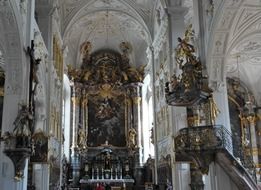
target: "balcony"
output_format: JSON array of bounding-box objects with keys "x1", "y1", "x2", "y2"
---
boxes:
[{"x1": 174, "y1": 125, "x2": 258, "y2": 190}]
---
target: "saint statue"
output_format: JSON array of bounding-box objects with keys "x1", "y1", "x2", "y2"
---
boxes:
[
  {"x1": 78, "y1": 128, "x2": 87, "y2": 149},
  {"x1": 13, "y1": 104, "x2": 33, "y2": 147},
  {"x1": 128, "y1": 127, "x2": 137, "y2": 149},
  {"x1": 104, "y1": 152, "x2": 111, "y2": 170}
]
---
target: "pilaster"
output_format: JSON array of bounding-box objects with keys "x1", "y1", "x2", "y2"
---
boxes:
[{"x1": 165, "y1": 5, "x2": 189, "y2": 190}]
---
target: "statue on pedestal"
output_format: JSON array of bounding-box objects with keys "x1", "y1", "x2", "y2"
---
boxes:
[
  {"x1": 13, "y1": 104, "x2": 33, "y2": 148},
  {"x1": 128, "y1": 127, "x2": 137, "y2": 149}
]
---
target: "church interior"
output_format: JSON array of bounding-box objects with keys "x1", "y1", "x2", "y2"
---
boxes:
[{"x1": 0, "y1": 0, "x2": 261, "y2": 190}]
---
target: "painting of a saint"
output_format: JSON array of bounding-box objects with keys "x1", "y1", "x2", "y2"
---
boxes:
[{"x1": 87, "y1": 95, "x2": 126, "y2": 147}]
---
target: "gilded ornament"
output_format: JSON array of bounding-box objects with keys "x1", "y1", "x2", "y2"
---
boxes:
[
  {"x1": 244, "y1": 148, "x2": 260, "y2": 156},
  {"x1": 209, "y1": 96, "x2": 220, "y2": 125},
  {"x1": 247, "y1": 115, "x2": 256, "y2": 125},
  {"x1": 0, "y1": 88, "x2": 4, "y2": 96},
  {"x1": 165, "y1": 24, "x2": 211, "y2": 106},
  {"x1": 119, "y1": 41, "x2": 132, "y2": 55},
  {"x1": 132, "y1": 97, "x2": 141, "y2": 105},
  {"x1": 71, "y1": 97, "x2": 80, "y2": 105},
  {"x1": 80, "y1": 41, "x2": 92, "y2": 58}
]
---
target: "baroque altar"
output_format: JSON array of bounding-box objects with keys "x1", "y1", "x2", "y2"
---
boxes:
[{"x1": 67, "y1": 42, "x2": 145, "y2": 189}]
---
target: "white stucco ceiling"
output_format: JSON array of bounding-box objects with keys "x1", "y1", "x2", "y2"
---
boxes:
[
  {"x1": 63, "y1": 0, "x2": 155, "y2": 68},
  {"x1": 225, "y1": 0, "x2": 261, "y2": 104}
]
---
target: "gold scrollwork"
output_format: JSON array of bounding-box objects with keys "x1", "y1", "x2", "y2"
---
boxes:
[
  {"x1": 53, "y1": 36, "x2": 63, "y2": 80},
  {"x1": 0, "y1": 88, "x2": 4, "y2": 96},
  {"x1": 244, "y1": 148, "x2": 261, "y2": 157},
  {"x1": 71, "y1": 97, "x2": 80, "y2": 106},
  {"x1": 132, "y1": 97, "x2": 141, "y2": 105},
  {"x1": 247, "y1": 115, "x2": 257, "y2": 125},
  {"x1": 81, "y1": 97, "x2": 88, "y2": 106},
  {"x1": 187, "y1": 115, "x2": 200, "y2": 127},
  {"x1": 209, "y1": 96, "x2": 220, "y2": 125}
]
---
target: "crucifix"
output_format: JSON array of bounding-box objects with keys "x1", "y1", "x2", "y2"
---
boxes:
[{"x1": 27, "y1": 40, "x2": 41, "y2": 132}]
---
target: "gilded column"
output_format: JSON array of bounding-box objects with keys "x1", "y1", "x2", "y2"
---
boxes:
[
  {"x1": 257, "y1": 109, "x2": 261, "y2": 178},
  {"x1": 247, "y1": 115, "x2": 259, "y2": 180},
  {"x1": 129, "y1": 83, "x2": 142, "y2": 155},
  {"x1": 128, "y1": 83, "x2": 143, "y2": 188},
  {"x1": 79, "y1": 88, "x2": 87, "y2": 150}
]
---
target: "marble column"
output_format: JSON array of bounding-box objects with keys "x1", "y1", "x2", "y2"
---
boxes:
[{"x1": 70, "y1": 83, "x2": 81, "y2": 186}]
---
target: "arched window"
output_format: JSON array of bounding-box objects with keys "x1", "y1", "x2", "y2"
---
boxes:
[{"x1": 142, "y1": 74, "x2": 154, "y2": 163}]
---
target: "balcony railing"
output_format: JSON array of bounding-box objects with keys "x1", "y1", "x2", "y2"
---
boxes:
[{"x1": 175, "y1": 125, "x2": 257, "y2": 182}]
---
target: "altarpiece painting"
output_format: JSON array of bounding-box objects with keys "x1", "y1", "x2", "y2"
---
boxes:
[{"x1": 87, "y1": 94, "x2": 126, "y2": 147}]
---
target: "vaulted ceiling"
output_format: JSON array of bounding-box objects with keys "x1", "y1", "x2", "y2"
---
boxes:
[
  {"x1": 62, "y1": 0, "x2": 155, "y2": 69},
  {"x1": 61, "y1": 0, "x2": 261, "y2": 103},
  {"x1": 224, "y1": 0, "x2": 261, "y2": 103}
]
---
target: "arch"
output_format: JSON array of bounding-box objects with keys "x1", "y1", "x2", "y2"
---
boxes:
[
  {"x1": 0, "y1": 1, "x2": 25, "y2": 97},
  {"x1": 63, "y1": 1, "x2": 152, "y2": 44},
  {"x1": 207, "y1": 1, "x2": 261, "y2": 92}
]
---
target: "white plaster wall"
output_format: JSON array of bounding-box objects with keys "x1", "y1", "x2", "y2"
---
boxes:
[
  {"x1": 204, "y1": 162, "x2": 239, "y2": 190},
  {"x1": 33, "y1": 164, "x2": 49, "y2": 190},
  {"x1": 174, "y1": 163, "x2": 190, "y2": 190},
  {"x1": 215, "y1": 163, "x2": 239, "y2": 190}
]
